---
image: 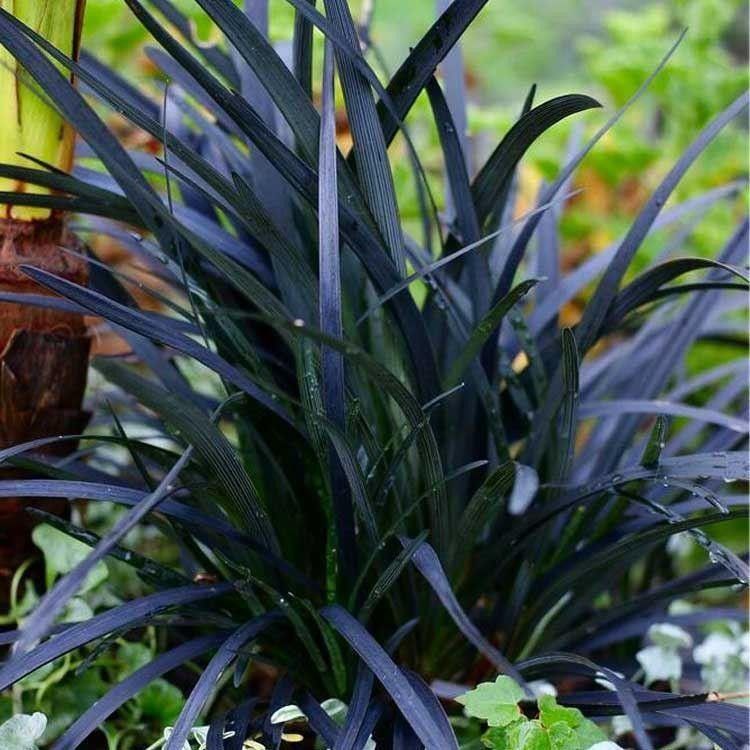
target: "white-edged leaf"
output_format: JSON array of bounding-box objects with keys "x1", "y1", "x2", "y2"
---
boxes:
[
  {"x1": 508, "y1": 464, "x2": 539, "y2": 516},
  {"x1": 0, "y1": 713, "x2": 47, "y2": 750}
]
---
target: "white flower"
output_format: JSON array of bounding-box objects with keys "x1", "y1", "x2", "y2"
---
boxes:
[
  {"x1": 739, "y1": 631, "x2": 750, "y2": 668},
  {"x1": 693, "y1": 629, "x2": 749, "y2": 693},
  {"x1": 529, "y1": 680, "x2": 557, "y2": 697},
  {"x1": 648, "y1": 623, "x2": 692, "y2": 649},
  {"x1": 191, "y1": 726, "x2": 209, "y2": 749},
  {"x1": 673, "y1": 728, "x2": 713, "y2": 750},
  {"x1": 162, "y1": 727, "x2": 192, "y2": 750},
  {"x1": 693, "y1": 632, "x2": 736, "y2": 665},
  {"x1": 611, "y1": 715, "x2": 632, "y2": 737},
  {"x1": 636, "y1": 645, "x2": 682, "y2": 683}
]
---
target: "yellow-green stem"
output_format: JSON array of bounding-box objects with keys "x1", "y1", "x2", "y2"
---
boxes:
[{"x1": 0, "y1": 0, "x2": 85, "y2": 220}]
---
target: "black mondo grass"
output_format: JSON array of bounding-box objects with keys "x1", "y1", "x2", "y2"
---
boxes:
[{"x1": 0, "y1": 1, "x2": 747, "y2": 748}]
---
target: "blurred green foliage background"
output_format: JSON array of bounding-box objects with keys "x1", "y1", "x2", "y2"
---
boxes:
[{"x1": 81, "y1": 0, "x2": 748, "y2": 270}]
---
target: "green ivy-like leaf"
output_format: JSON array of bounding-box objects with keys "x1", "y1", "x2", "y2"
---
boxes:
[
  {"x1": 31, "y1": 524, "x2": 108, "y2": 592},
  {"x1": 508, "y1": 719, "x2": 551, "y2": 750},
  {"x1": 116, "y1": 642, "x2": 153, "y2": 680},
  {"x1": 482, "y1": 717, "x2": 529, "y2": 749},
  {"x1": 457, "y1": 676, "x2": 526, "y2": 726},
  {"x1": 539, "y1": 697, "x2": 608, "y2": 747},
  {"x1": 548, "y1": 722, "x2": 578, "y2": 750},
  {"x1": 137, "y1": 678, "x2": 185, "y2": 725},
  {"x1": 538, "y1": 695, "x2": 584, "y2": 729},
  {"x1": 58, "y1": 597, "x2": 93, "y2": 624},
  {"x1": 575, "y1": 723, "x2": 609, "y2": 749},
  {"x1": 0, "y1": 697, "x2": 12, "y2": 724},
  {"x1": 478, "y1": 694, "x2": 609, "y2": 750},
  {"x1": 41, "y1": 670, "x2": 109, "y2": 740}
]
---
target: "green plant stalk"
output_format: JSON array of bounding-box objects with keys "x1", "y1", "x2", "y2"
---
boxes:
[{"x1": 0, "y1": 0, "x2": 85, "y2": 220}]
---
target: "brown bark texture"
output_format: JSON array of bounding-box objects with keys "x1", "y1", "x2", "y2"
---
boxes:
[{"x1": 0, "y1": 216, "x2": 90, "y2": 593}]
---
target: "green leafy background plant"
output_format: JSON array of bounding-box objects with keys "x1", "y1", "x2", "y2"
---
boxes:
[{"x1": 458, "y1": 676, "x2": 611, "y2": 750}]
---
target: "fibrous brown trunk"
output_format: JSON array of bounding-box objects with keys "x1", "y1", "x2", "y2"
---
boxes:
[
  {"x1": 0, "y1": 216, "x2": 90, "y2": 594},
  {"x1": 0, "y1": 0, "x2": 90, "y2": 597}
]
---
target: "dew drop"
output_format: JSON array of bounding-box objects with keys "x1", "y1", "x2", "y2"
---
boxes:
[{"x1": 692, "y1": 529, "x2": 710, "y2": 547}]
